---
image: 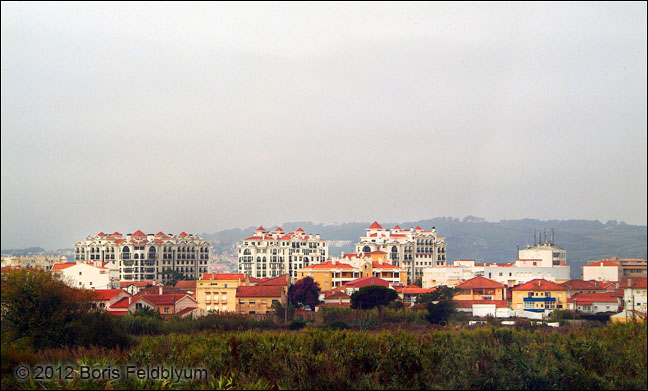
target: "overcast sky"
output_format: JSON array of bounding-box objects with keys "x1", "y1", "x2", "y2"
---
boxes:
[{"x1": 1, "y1": 2, "x2": 646, "y2": 249}]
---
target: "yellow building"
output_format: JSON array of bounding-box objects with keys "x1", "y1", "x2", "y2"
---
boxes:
[
  {"x1": 196, "y1": 273, "x2": 250, "y2": 312},
  {"x1": 236, "y1": 285, "x2": 288, "y2": 315},
  {"x1": 298, "y1": 260, "x2": 358, "y2": 291},
  {"x1": 511, "y1": 279, "x2": 568, "y2": 313},
  {"x1": 298, "y1": 252, "x2": 408, "y2": 291}
]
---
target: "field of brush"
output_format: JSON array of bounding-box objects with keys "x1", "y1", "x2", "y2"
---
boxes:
[{"x1": 2, "y1": 322, "x2": 646, "y2": 390}]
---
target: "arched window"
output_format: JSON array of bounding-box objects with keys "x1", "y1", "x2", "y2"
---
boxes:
[
  {"x1": 134, "y1": 253, "x2": 139, "y2": 259},
  {"x1": 244, "y1": 249, "x2": 251, "y2": 255},
  {"x1": 148, "y1": 246, "x2": 156, "y2": 259},
  {"x1": 122, "y1": 246, "x2": 130, "y2": 260},
  {"x1": 362, "y1": 246, "x2": 371, "y2": 253}
]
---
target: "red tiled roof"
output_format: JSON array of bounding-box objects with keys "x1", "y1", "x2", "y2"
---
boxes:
[
  {"x1": 256, "y1": 226, "x2": 265, "y2": 231},
  {"x1": 393, "y1": 225, "x2": 401, "y2": 229},
  {"x1": 236, "y1": 285, "x2": 284, "y2": 298},
  {"x1": 256, "y1": 274, "x2": 290, "y2": 286},
  {"x1": 120, "y1": 280, "x2": 158, "y2": 288},
  {"x1": 112, "y1": 232, "x2": 121, "y2": 236},
  {"x1": 110, "y1": 297, "x2": 131, "y2": 309},
  {"x1": 52, "y1": 263, "x2": 76, "y2": 270},
  {"x1": 570, "y1": 293, "x2": 618, "y2": 305},
  {"x1": 138, "y1": 294, "x2": 189, "y2": 306},
  {"x1": 456, "y1": 276, "x2": 504, "y2": 289},
  {"x1": 175, "y1": 280, "x2": 197, "y2": 290},
  {"x1": 132, "y1": 230, "x2": 147, "y2": 237},
  {"x1": 415, "y1": 226, "x2": 422, "y2": 230},
  {"x1": 344, "y1": 276, "x2": 390, "y2": 288},
  {"x1": 389, "y1": 234, "x2": 407, "y2": 237},
  {"x1": 114, "y1": 239, "x2": 126, "y2": 244},
  {"x1": 454, "y1": 300, "x2": 509, "y2": 308},
  {"x1": 513, "y1": 279, "x2": 567, "y2": 291},
  {"x1": 295, "y1": 228, "x2": 304, "y2": 232},
  {"x1": 560, "y1": 280, "x2": 603, "y2": 291},
  {"x1": 371, "y1": 261, "x2": 400, "y2": 269},
  {"x1": 175, "y1": 307, "x2": 199, "y2": 316},
  {"x1": 98, "y1": 232, "x2": 105, "y2": 237},
  {"x1": 369, "y1": 250, "x2": 387, "y2": 255},
  {"x1": 301, "y1": 261, "x2": 354, "y2": 270},
  {"x1": 244, "y1": 236, "x2": 263, "y2": 241},
  {"x1": 629, "y1": 279, "x2": 647, "y2": 289},
  {"x1": 201, "y1": 273, "x2": 246, "y2": 281},
  {"x1": 156, "y1": 231, "x2": 166, "y2": 236},
  {"x1": 275, "y1": 227, "x2": 283, "y2": 231},
  {"x1": 326, "y1": 291, "x2": 351, "y2": 300},
  {"x1": 179, "y1": 232, "x2": 188, "y2": 237},
  {"x1": 585, "y1": 261, "x2": 622, "y2": 267},
  {"x1": 369, "y1": 221, "x2": 383, "y2": 229},
  {"x1": 91, "y1": 289, "x2": 124, "y2": 301}
]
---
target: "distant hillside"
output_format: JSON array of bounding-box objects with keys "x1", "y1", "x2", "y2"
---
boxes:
[
  {"x1": 202, "y1": 217, "x2": 647, "y2": 279},
  {"x1": 1, "y1": 247, "x2": 47, "y2": 256}
]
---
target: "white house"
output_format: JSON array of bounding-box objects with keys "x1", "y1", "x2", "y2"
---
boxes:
[
  {"x1": 52, "y1": 262, "x2": 112, "y2": 289},
  {"x1": 582, "y1": 261, "x2": 622, "y2": 282}
]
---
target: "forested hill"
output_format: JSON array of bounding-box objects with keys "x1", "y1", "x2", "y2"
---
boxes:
[{"x1": 202, "y1": 217, "x2": 647, "y2": 279}]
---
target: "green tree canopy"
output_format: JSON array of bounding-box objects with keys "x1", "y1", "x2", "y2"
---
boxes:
[
  {"x1": 1, "y1": 269, "x2": 92, "y2": 348},
  {"x1": 350, "y1": 285, "x2": 398, "y2": 311}
]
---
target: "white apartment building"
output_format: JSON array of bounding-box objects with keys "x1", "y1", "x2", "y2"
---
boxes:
[
  {"x1": 52, "y1": 262, "x2": 115, "y2": 289},
  {"x1": 238, "y1": 226, "x2": 329, "y2": 280},
  {"x1": 518, "y1": 243, "x2": 567, "y2": 267},
  {"x1": 354, "y1": 222, "x2": 447, "y2": 282},
  {"x1": 74, "y1": 230, "x2": 210, "y2": 282},
  {"x1": 583, "y1": 260, "x2": 622, "y2": 282},
  {"x1": 423, "y1": 259, "x2": 571, "y2": 288}
]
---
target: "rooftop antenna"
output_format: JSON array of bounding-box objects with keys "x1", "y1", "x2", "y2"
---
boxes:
[
  {"x1": 551, "y1": 228, "x2": 555, "y2": 245},
  {"x1": 533, "y1": 228, "x2": 537, "y2": 245},
  {"x1": 544, "y1": 229, "x2": 547, "y2": 245}
]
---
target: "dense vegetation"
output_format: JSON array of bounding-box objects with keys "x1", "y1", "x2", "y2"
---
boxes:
[{"x1": 2, "y1": 323, "x2": 645, "y2": 390}]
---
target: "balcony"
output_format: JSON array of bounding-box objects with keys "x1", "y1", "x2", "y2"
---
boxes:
[
  {"x1": 144, "y1": 274, "x2": 155, "y2": 279},
  {"x1": 145, "y1": 268, "x2": 156, "y2": 273},
  {"x1": 144, "y1": 261, "x2": 156, "y2": 266},
  {"x1": 123, "y1": 260, "x2": 134, "y2": 267}
]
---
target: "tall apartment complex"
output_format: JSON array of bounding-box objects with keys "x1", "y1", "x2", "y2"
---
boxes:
[
  {"x1": 354, "y1": 221, "x2": 447, "y2": 282},
  {"x1": 237, "y1": 226, "x2": 328, "y2": 279},
  {"x1": 74, "y1": 230, "x2": 210, "y2": 282}
]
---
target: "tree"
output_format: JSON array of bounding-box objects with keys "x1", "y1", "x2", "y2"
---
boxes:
[
  {"x1": 289, "y1": 277, "x2": 321, "y2": 309},
  {"x1": 418, "y1": 286, "x2": 458, "y2": 304},
  {"x1": 161, "y1": 268, "x2": 186, "y2": 286},
  {"x1": 1, "y1": 269, "x2": 92, "y2": 348},
  {"x1": 419, "y1": 286, "x2": 458, "y2": 325},
  {"x1": 350, "y1": 285, "x2": 398, "y2": 320}
]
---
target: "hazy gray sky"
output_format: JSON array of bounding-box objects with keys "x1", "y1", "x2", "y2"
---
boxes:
[{"x1": 2, "y1": 2, "x2": 646, "y2": 249}]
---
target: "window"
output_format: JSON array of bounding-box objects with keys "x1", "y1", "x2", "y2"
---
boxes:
[
  {"x1": 164, "y1": 307, "x2": 170, "y2": 313},
  {"x1": 249, "y1": 300, "x2": 256, "y2": 304}
]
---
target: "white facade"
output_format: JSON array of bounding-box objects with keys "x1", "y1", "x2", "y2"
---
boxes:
[
  {"x1": 238, "y1": 226, "x2": 329, "y2": 280},
  {"x1": 422, "y1": 266, "x2": 476, "y2": 288},
  {"x1": 518, "y1": 243, "x2": 566, "y2": 267},
  {"x1": 354, "y1": 222, "x2": 447, "y2": 282},
  {"x1": 583, "y1": 261, "x2": 622, "y2": 282},
  {"x1": 74, "y1": 230, "x2": 210, "y2": 282},
  {"x1": 52, "y1": 262, "x2": 113, "y2": 289},
  {"x1": 483, "y1": 264, "x2": 571, "y2": 286},
  {"x1": 624, "y1": 282, "x2": 647, "y2": 313}
]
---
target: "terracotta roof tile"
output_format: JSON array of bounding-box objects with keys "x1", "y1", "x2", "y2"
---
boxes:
[
  {"x1": 236, "y1": 285, "x2": 284, "y2": 298},
  {"x1": 456, "y1": 276, "x2": 504, "y2": 289},
  {"x1": 369, "y1": 221, "x2": 383, "y2": 229},
  {"x1": 201, "y1": 273, "x2": 246, "y2": 281},
  {"x1": 513, "y1": 279, "x2": 567, "y2": 291},
  {"x1": 91, "y1": 289, "x2": 125, "y2": 301}
]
